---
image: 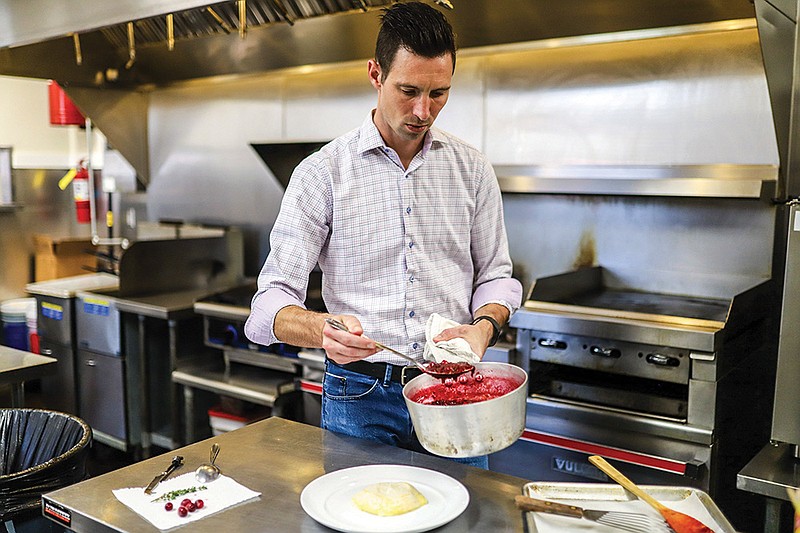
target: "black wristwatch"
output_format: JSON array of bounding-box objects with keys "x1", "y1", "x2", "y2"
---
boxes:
[{"x1": 471, "y1": 315, "x2": 501, "y2": 347}]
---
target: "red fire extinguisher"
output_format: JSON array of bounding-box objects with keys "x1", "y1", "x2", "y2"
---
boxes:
[{"x1": 73, "y1": 160, "x2": 91, "y2": 224}]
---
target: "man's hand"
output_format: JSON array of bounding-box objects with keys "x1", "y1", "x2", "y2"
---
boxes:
[
  {"x1": 322, "y1": 315, "x2": 380, "y2": 364},
  {"x1": 432, "y1": 304, "x2": 509, "y2": 357},
  {"x1": 433, "y1": 322, "x2": 492, "y2": 357}
]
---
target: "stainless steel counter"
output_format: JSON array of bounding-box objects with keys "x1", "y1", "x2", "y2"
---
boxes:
[
  {"x1": 26, "y1": 273, "x2": 119, "y2": 300},
  {"x1": 737, "y1": 442, "x2": 800, "y2": 533},
  {"x1": 43, "y1": 417, "x2": 528, "y2": 532},
  {"x1": 76, "y1": 287, "x2": 218, "y2": 321},
  {"x1": 0, "y1": 346, "x2": 56, "y2": 406},
  {"x1": 73, "y1": 286, "x2": 233, "y2": 454}
]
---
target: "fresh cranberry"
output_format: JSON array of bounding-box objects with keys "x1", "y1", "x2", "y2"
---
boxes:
[
  {"x1": 195, "y1": 499, "x2": 204, "y2": 509},
  {"x1": 177, "y1": 506, "x2": 188, "y2": 517},
  {"x1": 164, "y1": 502, "x2": 173, "y2": 511},
  {"x1": 474, "y1": 372, "x2": 484, "y2": 382},
  {"x1": 187, "y1": 502, "x2": 197, "y2": 512},
  {"x1": 181, "y1": 498, "x2": 192, "y2": 507},
  {"x1": 457, "y1": 374, "x2": 470, "y2": 385}
]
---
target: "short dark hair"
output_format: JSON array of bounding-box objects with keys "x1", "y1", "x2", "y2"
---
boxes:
[{"x1": 375, "y1": 2, "x2": 456, "y2": 80}]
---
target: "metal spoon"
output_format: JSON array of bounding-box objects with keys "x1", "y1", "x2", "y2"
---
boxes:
[
  {"x1": 324, "y1": 318, "x2": 474, "y2": 380},
  {"x1": 195, "y1": 443, "x2": 221, "y2": 483}
]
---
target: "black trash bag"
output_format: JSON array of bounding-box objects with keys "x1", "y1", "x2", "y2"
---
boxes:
[{"x1": 0, "y1": 409, "x2": 92, "y2": 521}]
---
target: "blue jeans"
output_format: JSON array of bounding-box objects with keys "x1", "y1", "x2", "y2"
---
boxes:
[{"x1": 321, "y1": 361, "x2": 489, "y2": 469}]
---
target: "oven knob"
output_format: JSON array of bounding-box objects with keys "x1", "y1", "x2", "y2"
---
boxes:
[
  {"x1": 538, "y1": 338, "x2": 567, "y2": 350},
  {"x1": 589, "y1": 346, "x2": 621, "y2": 358},
  {"x1": 646, "y1": 353, "x2": 680, "y2": 367}
]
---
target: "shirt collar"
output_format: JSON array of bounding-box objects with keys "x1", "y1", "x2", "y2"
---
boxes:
[{"x1": 357, "y1": 111, "x2": 448, "y2": 157}]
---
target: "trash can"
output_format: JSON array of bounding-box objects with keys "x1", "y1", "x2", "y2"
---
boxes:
[{"x1": 0, "y1": 409, "x2": 92, "y2": 533}]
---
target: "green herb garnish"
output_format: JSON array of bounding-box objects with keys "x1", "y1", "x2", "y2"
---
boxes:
[{"x1": 151, "y1": 485, "x2": 208, "y2": 503}]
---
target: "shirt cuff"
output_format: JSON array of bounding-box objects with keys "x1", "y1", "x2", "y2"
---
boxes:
[
  {"x1": 471, "y1": 278, "x2": 523, "y2": 318},
  {"x1": 244, "y1": 287, "x2": 306, "y2": 346}
]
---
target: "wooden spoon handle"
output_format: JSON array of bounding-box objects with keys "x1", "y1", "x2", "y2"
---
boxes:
[
  {"x1": 588, "y1": 455, "x2": 666, "y2": 512},
  {"x1": 515, "y1": 495, "x2": 584, "y2": 518}
]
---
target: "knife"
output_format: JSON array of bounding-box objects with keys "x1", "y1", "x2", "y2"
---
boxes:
[{"x1": 144, "y1": 455, "x2": 184, "y2": 494}]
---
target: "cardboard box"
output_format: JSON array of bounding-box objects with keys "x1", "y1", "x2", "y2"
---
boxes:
[{"x1": 33, "y1": 234, "x2": 97, "y2": 281}]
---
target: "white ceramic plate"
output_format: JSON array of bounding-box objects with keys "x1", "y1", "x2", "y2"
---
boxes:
[{"x1": 300, "y1": 464, "x2": 469, "y2": 533}]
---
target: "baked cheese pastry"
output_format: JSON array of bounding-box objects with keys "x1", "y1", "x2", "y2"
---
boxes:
[{"x1": 352, "y1": 481, "x2": 428, "y2": 516}]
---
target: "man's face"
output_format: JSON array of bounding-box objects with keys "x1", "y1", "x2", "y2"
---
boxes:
[{"x1": 368, "y1": 47, "x2": 453, "y2": 149}]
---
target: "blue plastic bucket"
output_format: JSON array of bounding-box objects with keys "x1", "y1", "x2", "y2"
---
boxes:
[
  {"x1": 2, "y1": 322, "x2": 27, "y2": 351},
  {"x1": 1, "y1": 299, "x2": 35, "y2": 351}
]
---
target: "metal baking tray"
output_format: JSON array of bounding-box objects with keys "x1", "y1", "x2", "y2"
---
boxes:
[{"x1": 521, "y1": 482, "x2": 737, "y2": 533}]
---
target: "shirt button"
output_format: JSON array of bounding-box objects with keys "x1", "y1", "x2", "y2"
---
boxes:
[
  {"x1": 409, "y1": 311, "x2": 415, "y2": 318},
  {"x1": 406, "y1": 207, "x2": 412, "y2": 214},
  {"x1": 409, "y1": 275, "x2": 414, "y2": 282},
  {"x1": 412, "y1": 342, "x2": 419, "y2": 350},
  {"x1": 408, "y1": 241, "x2": 414, "y2": 249}
]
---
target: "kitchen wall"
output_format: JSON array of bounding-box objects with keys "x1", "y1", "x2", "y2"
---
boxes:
[
  {"x1": 0, "y1": 77, "x2": 105, "y2": 169},
  {"x1": 0, "y1": 76, "x2": 107, "y2": 301},
  {"x1": 145, "y1": 25, "x2": 778, "y2": 296},
  {"x1": 144, "y1": 55, "x2": 486, "y2": 275},
  {"x1": 1, "y1": 24, "x2": 779, "y2": 300}
]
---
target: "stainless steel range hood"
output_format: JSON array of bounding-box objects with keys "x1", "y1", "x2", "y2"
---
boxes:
[
  {"x1": 0, "y1": 0, "x2": 760, "y2": 188},
  {"x1": 250, "y1": 141, "x2": 327, "y2": 189},
  {"x1": 0, "y1": 0, "x2": 756, "y2": 88}
]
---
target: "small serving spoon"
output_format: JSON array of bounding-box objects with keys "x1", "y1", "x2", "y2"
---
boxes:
[
  {"x1": 195, "y1": 443, "x2": 221, "y2": 483},
  {"x1": 324, "y1": 318, "x2": 474, "y2": 380}
]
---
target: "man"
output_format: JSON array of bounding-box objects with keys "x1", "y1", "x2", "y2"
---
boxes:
[{"x1": 245, "y1": 2, "x2": 522, "y2": 469}]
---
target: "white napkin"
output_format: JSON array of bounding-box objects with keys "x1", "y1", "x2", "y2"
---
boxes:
[
  {"x1": 423, "y1": 313, "x2": 480, "y2": 364},
  {"x1": 113, "y1": 472, "x2": 260, "y2": 530}
]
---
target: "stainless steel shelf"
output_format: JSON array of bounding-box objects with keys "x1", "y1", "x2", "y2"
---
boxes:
[
  {"x1": 194, "y1": 300, "x2": 250, "y2": 321},
  {"x1": 297, "y1": 349, "x2": 325, "y2": 371},
  {"x1": 738, "y1": 442, "x2": 799, "y2": 502},
  {"x1": 223, "y1": 347, "x2": 298, "y2": 373},
  {"x1": 150, "y1": 426, "x2": 175, "y2": 450},
  {"x1": 92, "y1": 429, "x2": 128, "y2": 452},
  {"x1": 737, "y1": 442, "x2": 799, "y2": 533},
  {"x1": 495, "y1": 164, "x2": 778, "y2": 199},
  {"x1": 172, "y1": 363, "x2": 296, "y2": 407}
]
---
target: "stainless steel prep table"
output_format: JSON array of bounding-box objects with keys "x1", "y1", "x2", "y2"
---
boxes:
[
  {"x1": 116, "y1": 288, "x2": 215, "y2": 453},
  {"x1": 737, "y1": 442, "x2": 800, "y2": 533},
  {"x1": 109, "y1": 288, "x2": 215, "y2": 321},
  {"x1": 0, "y1": 346, "x2": 56, "y2": 406},
  {"x1": 26, "y1": 273, "x2": 120, "y2": 415},
  {"x1": 75, "y1": 287, "x2": 226, "y2": 455},
  {"x1": 43, "y1": 417, "x2": 528, "y2": 532}
]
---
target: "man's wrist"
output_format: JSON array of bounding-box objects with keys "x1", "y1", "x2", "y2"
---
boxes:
[{"x1": 471, "y1": 315, "x2": 501, "y2": 347}]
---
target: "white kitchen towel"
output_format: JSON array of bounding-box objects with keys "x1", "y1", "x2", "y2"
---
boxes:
[
  {"x1": 423, "y1": 313, "x2": 480, "y2": 363},
  {"x1": 113, "y1": 472, "x2": 260, "y2": 530}
]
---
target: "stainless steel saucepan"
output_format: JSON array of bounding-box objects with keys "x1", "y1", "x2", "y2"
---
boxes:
[{"x1": 402, "y1": 362, "x2": 527, "y2": 458}]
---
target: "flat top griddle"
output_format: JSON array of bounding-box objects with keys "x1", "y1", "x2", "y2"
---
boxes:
[
  {"x1": 557, "y1": 288, "x2": 730, "y2": 322},
  {"x1": 521, "y1": 266, "x2": 743, "y2": 331},
  {"x1": 195, "y1": 271, "x2": 326, "y2": 317},
  {"x1": 200, "y1": 282, "x2": 257, "y2": 308}
]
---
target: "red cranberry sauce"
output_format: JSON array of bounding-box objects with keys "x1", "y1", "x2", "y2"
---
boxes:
[{"x1": 409, "y1": 373, "x2": 522, "y2": 406}]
